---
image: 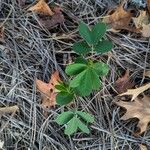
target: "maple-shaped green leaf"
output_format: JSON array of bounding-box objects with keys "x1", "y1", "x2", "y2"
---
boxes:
[
  {"x1": 95, "y1": 40, "x2": 113, "y2": 54},
  {"x1": 73, "y1": 41, "x2": 91, "y2": 54}
]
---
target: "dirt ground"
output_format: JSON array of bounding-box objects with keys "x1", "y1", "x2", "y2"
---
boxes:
[{"x1": 0, "y1": 0, "x2": 150, "y2": 149}]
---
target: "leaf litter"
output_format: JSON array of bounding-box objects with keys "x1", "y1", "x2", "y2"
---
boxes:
[{"x1": 0, "y1": 0, "x2": 150, "y2": 149}]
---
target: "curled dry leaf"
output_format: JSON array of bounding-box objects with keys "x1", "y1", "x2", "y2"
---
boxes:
[
  {"x1": 115, "y1": 95, "x2": 150, "y2": 135},
  {"x1": 145, "y1": 70, "x2": 150, "y2": 78},
  {"x1": 0, "y1": 140, "x2": 4, "y2": 149},
  {"x1": 133, "y1": 10, "x2": 150, "y2": 37},
  {"x1": 0, "y1": 105, "x2": 19, "y2": 115},
  {"x1": 36, "y1": 71, "x2": 61, "y2": 110},
  {"x1": 28, "y1": 0, "x2": 54, "y2": 16},
  {"x1": 114, "y1": 69, "x2": 134, "y2": 94},
  {"x1": 140, "y1": 144, "x2": 148, "y2": 150},
  {"x1": 103, "y1": 1, "x2": 139, "y2": 32},
  {"x1": 120, "y1": 83, "x2": 150, "y2": 101}
]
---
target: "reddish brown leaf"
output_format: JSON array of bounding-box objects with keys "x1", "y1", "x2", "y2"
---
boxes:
[
  {"x1": 114, "y1": 69, "x2": 134, "y2": 94},
  {"x1": 36, "y1": 71, "x2": 61, "y2": 110},
  {"x1": 38, "y1": 13, "x2": 65, "y2": 29},
  {"x1": 28, "y1": 0, "x2": 54, "y2": 16}
]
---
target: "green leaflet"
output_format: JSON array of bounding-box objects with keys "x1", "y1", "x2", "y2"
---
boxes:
[
  {"x1": 95, "y1": 40, "x2": 113, "y2": 53},
  {"x1": 65, "y1": 63, "x2": 87, "y2": 76},
  {"x1": 77, "y1": 119, "x2": 90, "y2": 134},
  {"x1": 73, "y1": 41, "x2": 91, "y2": 54},
  {"x1": 93, "y1": 62, "x2": 109, "y2": 76},
  {"x1": 77, "y1": 111, "x2": 95, "y2": 123},
  {"x1": 92, "y1": 22, "x2": 107, "y2": 44},
  {"x1": 65, "y1": 117, "x2": 78, "y2": 135},
  {"x1": 56, "y1": 111, "x2": 74, "y2": 125},
  {"x1": 79, "y1": 22, "x2": 93, "y2": 45},
  {"x1": 56, "y1": 92, "x2": 74, "y2": 105}
]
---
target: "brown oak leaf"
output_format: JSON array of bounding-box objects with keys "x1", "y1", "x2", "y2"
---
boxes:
[
  {"x1": 140, "y1": 144, "x2": 148, "y2": 150},
  {"x1": 114, "y1": 69, "x2": 134, "y2": 94},
  {"x1": 36, "y1": 71, "x2": 61, "y2": 110},
  {"x1": 103, "y1": 1, "x2": 140, "y2": 32},
  {"x1": 28, "y1": 0, "x2": 54, "y2": 16},
  {"x1": 115, "y1": 95, "x2": 150, "y2": 135},
  {"x1": 120, "y1": 83, "x2": 150, "y2": 101},
  {"x1": 133, "y1": 10, "x2": 150, "y2": 37},
  {"x1": 145, "y1": 70, "x2": 150, "y2": 78}
]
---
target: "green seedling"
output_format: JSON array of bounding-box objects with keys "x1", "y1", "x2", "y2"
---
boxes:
[{"x1": 55, "y1": 21, "x2": 113, "y2": 136}]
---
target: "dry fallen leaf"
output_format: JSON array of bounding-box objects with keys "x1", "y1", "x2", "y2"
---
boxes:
[
  {"x1": 36, "y1": 71, "x2": 61, "y2": 110},
  {"x1": 103, "y1": 1, "x2": 139, "y2": 32},
  {"x1": 120, "y1": 83, "x2": 150, "y2": 101},
  {"x1": 114, "y1": 69, "x2": 134, "y2": 94},
  {"x1": 140, "y1": 144, "x2": 148, "y2": 150},
  {"x1": 28, "y1": 0, "x2": 54, "y2": 16},
  {"x1": 38, "y1": 13, "x2": 65, "y2": 29},
  {"x1": 0, "y1": 105, "x2": 19, "y2": 115},
  {"x1": 0, "y1": 140, "x2": 4, "y2": 149},
  {"x1": 145, "y1": 71, "x2": 150, "y2": 78},
  {"x1": 115, "y1": 95, "x2": 150, "y2": 135},
  {"x1": 147, "y1": 0, "x2": 150, "y2": 13},
  {"x1": 133, "y1": 10, "x2": 150, "y2": 37}
]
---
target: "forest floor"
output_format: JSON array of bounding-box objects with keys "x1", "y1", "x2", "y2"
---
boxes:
[{"x1": 0, "y1": 0, "x2": 150, "y2": 149}]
